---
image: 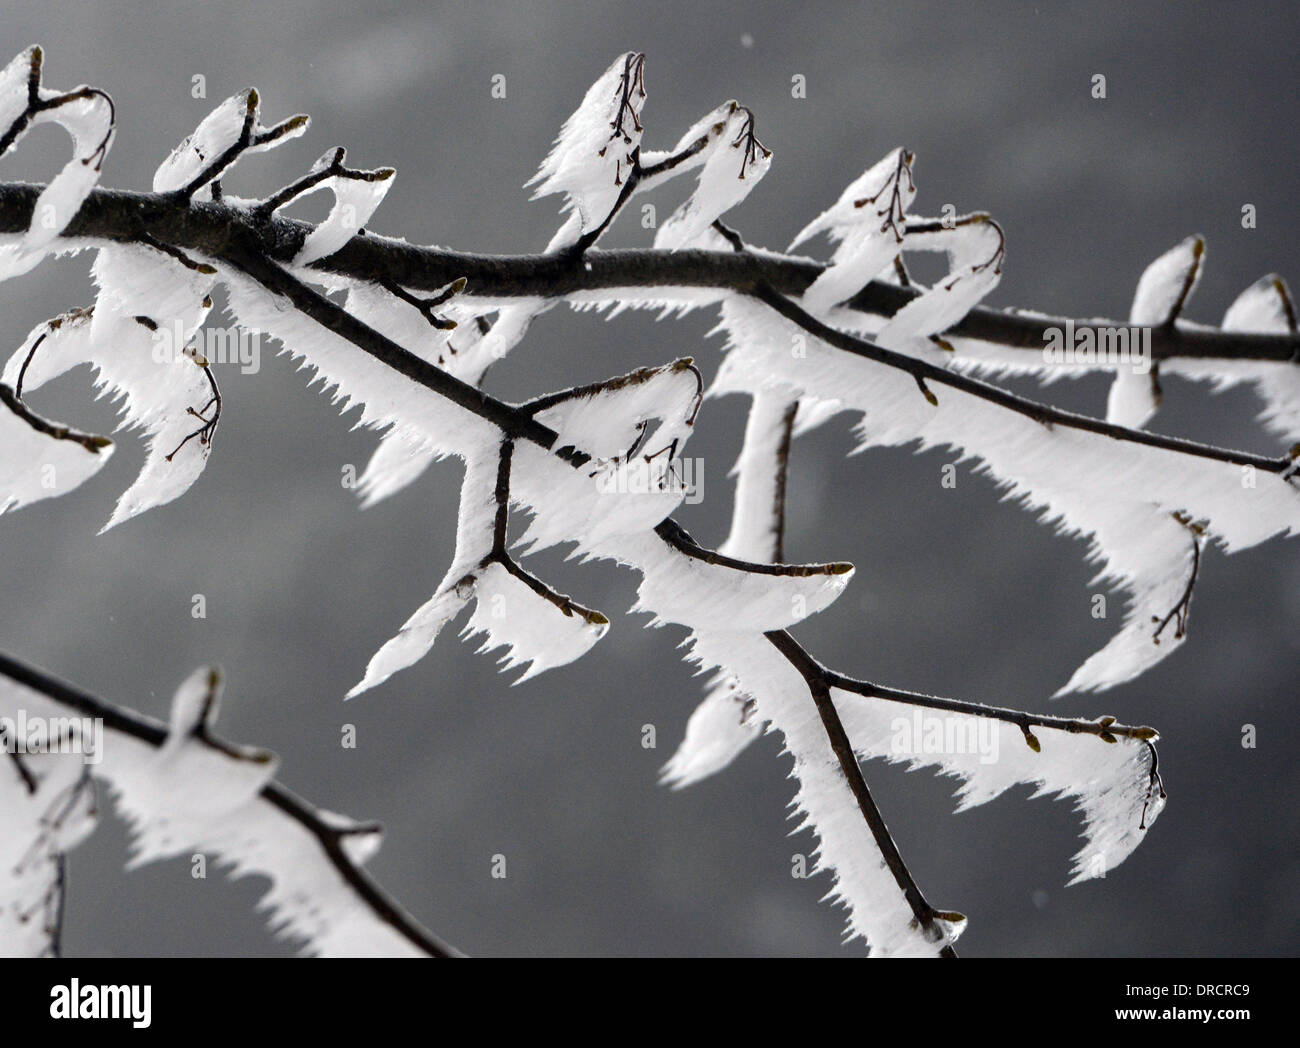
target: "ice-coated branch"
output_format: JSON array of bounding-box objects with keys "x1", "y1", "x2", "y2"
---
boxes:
[
  {"x1": 214, "y1": 243, "x2": 976, "y2": 952},
  {"x1": 0, "y1": 46, "x2": 114, "y2": 168},
  {"x1": 754, "y1": 624, "x2": 1170, "y2": 962},
  {"x1": 1150, "y1": 515, "x2": 1202, "y2": 646},
  {"x1": 480, "y1": 438, "x2": 609, "y2": 629},
  {"x1": 378, "y1": 275, "x2": 466, "y2": 331},
  {"x1": 2, "y1": 181, "x2": 1294, "y2": 364},
  {"x1": 153, "y1": 88, "x2": 308, "y2": 201},
  {"x1": 253, "y1": 146, "x2": 393, "y2": 221},
  {"x1": 654, "y1": 516, "x2": 849, "y2": 579},
  {"x1": 0, "y1": 651, "x2": 462, "y2": 958},
  {"x1": 822, "y1": 663, "x2": 1160, "y2": 747},
  {"x1": 1, "y1": 381, "x2": 111, "y2": 454},
  {"x1": 214, "y1": 236, "x2": 590, "y2": 463},
  {"x1": 0, "y1": 44, "x2": 1260, "y2": 958},
  {"x1": 766, "y1": 629, "x2": 962, "y2": 957},
  {"x1": 707, "y1": 217, "x2": 1295, "y2": 473},
  {"x1": 89, "y1": 171, "x2": 1182, "y2": 954},
  {"x1": 162, "y1": 343, "x2": 222, "y2": 463},
  {"x1": 747, "y1": 283, "x2": 1296, "y2": 474},
  {"x1": 726, "y1": 393, "x2": 798, "y2": 563}
]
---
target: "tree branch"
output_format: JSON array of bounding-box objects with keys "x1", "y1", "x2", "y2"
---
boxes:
[
  {"x1": 213, "y1": 242, "x2": 971, "y2": 955},
  {"x1": 173, "y1": 90, "x2": 308, "y2": 201},
  {"x1": 222, "y1": 236, "x2": 848, "y2": 598},
  {"x1": 215, "y1": 235, "x2": 589, "y2": 465},
  {"x1": 0, "y1": 651, "x2": 462, "y2": 959},
  {"x1": 1, "y1": 381, "x2": 112, "y2": 453},
  {"x1": 823, "y1": 665, "x2": 1159, "y2": 746},
  {"x1": 766, "y1": 629, "x2": 961, "y2": 956},
  {"x1": 653, "y1": 517, "x2": 850, "y2": 578},
  {"x1": 252, "y1": 146, "x2": 393, "y2": 221},
  {"x1": 768, "y1": 401, "x2": 797, "y2": 564},
  {"x1": 0, "y1": 47, "x2": 115, "y2": 170},
  {"x1": 747, "y1": 283, "x2": 1297, "y2": 474},
  {"x1": 0, "y1": 176, "x2": 1194, "y2": 959},
  {"x1": 1152, "y1": 516, "x2": 1203, "y2": 645},
  {"x1": 478, "y1": 438, "x2": 609, "y2": 626},
  {"x1": 1, "y1": 183, "x2": 1295, "y2": 362},
  {"x1": 211, "y1": 236, "x2": 1186, "y2": 941}
]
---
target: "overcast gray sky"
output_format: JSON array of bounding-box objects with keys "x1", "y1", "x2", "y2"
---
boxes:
[{"x1": 1, "y1": 0, "x2": 1297, "y2": 956}]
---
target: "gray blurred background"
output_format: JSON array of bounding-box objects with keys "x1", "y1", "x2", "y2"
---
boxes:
[{"x1": 1, "y1": 0, "x2": 1296, "y2": 956}]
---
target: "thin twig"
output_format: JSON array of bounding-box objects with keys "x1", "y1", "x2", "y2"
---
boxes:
[
  {"x1": 138, "y1": 231, "x2": 217, "y2": 274},
  {"x1": 860, "y1": 148, "x2": 914, "y2": 244},
  {"x1": 164, "y1": 351, "x2": 222, "y2": 462},
  {"x1": 476, "y1": 439, "x2": 609, "y2": 625},
  {"x1": 655, "y1": 518, "x2": 851, "y2": 578},
  {"x1": 823, "y1": 667, "x2": 1159, "y2": 744},
  {"x1": 1152, "y1": 516, "x2": 1203, "y2": 645},
  {"x1": 378, "y1": 276, "x2": 464, "y2": 331},
  {"x1": 0, "y1": 48, "x2": 115, "y2": 170},
  {"x1": 253, "y1": 146, "x2": 394, "y2": 221},
  {"x1": 49, "y1": 854, "x2": 67, "y2": 958},
  {"x1": 0, "y1": 383, "x2": 111, "y2": 454},
  {"x1": 5, "y1": 747, "x2": 38, "y2": 794},
  {"x1": 176, "y1": 90, "x2": 308, "y2": 200},
  {"x1": 771, "y1": 401, "x2": 797, "y2": 563}
]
